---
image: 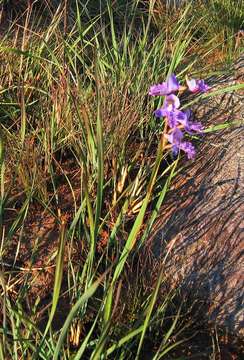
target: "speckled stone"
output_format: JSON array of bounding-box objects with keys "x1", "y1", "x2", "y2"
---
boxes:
[{"x1": 148, "y1": 55, "x2": 244, "y2": 335}]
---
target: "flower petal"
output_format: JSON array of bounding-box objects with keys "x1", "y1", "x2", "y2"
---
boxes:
[
  {"x1": 164, "y1": 94, "x2": 180, "y2": 110},
  {"x1": 186, "y1": 78, "x2": 210, "y2": 93},
  {"x1": 197, "y1": 79, "x2": 210, "y2": 92},
  {"x1": 180, "y1": 141, "x2": 196, "y2": 159},
  {"x1": 186, "y1": 122, "x2": 204, "y2": 134},
  {"x1": 166, "y1": 74, "x2": 180, "y2": 93},
  {"x1": 186, "y1": 78, "x2": 198, "y2": 92},
  {"x1": 149, "y1": 83, "x2": 168, "y2": 96},
  {"x1": 149, "y1": 74, "x2": 180, "y2": 96},
  {"x1": 166, "y1": 127, "x2": 184, "y2": 145},
  {"x1": 154, "y1": 108, "x2": 168, "y2": 118}
]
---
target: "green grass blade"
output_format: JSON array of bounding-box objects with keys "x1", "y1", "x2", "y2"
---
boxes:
[
  {"x1": 106, "y1": 325, "x2": 144, "y2": 356},
  {"x1": 139, "y1": 160, "x2": 178, "y2": 248},
  {"x1": 43, "y1": 222, "x2": 66, "y2": 337},
  {"x1": 33, "y1": 222, "x2": 67, "y2": 358},
  {"x1": 73, "y1": 313, "x2": 100, "y2": 360},
  {"x1": 94, "y1": 60, "x2": 104, "y2": 242},
  {"x1": 136, "y1": 266, "x2": 165, "y2": 359},
  {"x1": 53, "y1": 273, "x2": 107, "y2": 360}
]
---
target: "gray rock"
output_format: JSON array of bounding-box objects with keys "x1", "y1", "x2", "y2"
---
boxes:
[{"x1": 148, "y1": 56, "x2": 244, "y2": 335}]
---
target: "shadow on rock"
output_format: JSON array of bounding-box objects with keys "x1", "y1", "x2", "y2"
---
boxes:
[{"x1": 146, "y1": 60, "x2": 244, "y2": 335}]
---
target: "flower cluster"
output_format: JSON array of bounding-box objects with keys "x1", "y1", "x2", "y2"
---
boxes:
[{"x1": 149, "y1": 74, "x2": 210, "y2": 159}]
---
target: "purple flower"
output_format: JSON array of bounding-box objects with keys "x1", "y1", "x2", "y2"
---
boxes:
[
  {"x1": 175, "y1": 109, "x2": 204, "y2": 134},
  {"x1": 167, "y1": 111, "x2": 179, "y2": 128},
  {"x1": 155, "y1": 109, "x2": 180, "y2": 128},
  {"x1": 163, "y1": 94, "x2": 180, "y2": 110},
  {"x1": 186, "y1": 78, "x2": 210, "y2": 93},
  {"x1": 186, "y1": 79, "x2": 198, "y2": 92},
  {"x1": 166, "y1": 127, "x2": 196, "y2": 159},
  {"x1": 174, "y1": 110, "x2": 189, "y2": 127},
  {"x1": 156, "y1": 106, "x2": 204, "y2": 134},
  {"x1": 166, "y1": 127, "x2": 184, "y2": 145},
  {"x1": 154, "y1": 108, "x2": 178, "y2": 129},
  {"x1": 179, "y1": 141, "x2": 196, "y2": 159},
  {"x1": 198, "y1": 80, "x2": 210, "y2": 92},
  {"x1": 165, "y1": 127, "x2": 182, "y2": 157},
  {"x1": 149, "y1": 74, "x2": 179, "y2": 96},
  {"x1": 154, "y1": 108, "x2": 167, "y2": 118},
  {"x1": 154, "y1": 94, "x2": 181, "y2": 127},
  {"x1": 185, "y1": 121, "x2": 204, "y2": 134},
  {"x1": 166, "y1": 109, "x2": 185, "y2": 128},
  {"x1": 167, "y1": 74, "x2": 180, "y2": 93}
]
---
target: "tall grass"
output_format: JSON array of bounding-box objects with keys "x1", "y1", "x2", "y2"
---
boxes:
[{"x1": 0, "y1": 1, "x2": 243, "y2": 358}]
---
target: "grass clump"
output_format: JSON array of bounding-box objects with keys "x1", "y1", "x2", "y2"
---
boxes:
[{"x1": 0, "y1": 1, "x2": 243, "y2": 359}]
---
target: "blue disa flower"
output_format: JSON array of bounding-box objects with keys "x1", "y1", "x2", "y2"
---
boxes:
[
  {"x1": 149, "y1": 72, "x2": 206, "y2": 160},
  {"x1": 166, "y1": 128, "x2": 196, "y2": 159},
  {"x1": 186, "y1": 78, "x2": 210, "y2": 93},
  {"x1": 149, "y1": 74, "x2": 179, "y2": 96}
]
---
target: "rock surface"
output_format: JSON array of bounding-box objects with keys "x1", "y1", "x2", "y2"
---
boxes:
[{"x1": 148, "y1": 56, "x2": 244, "y2": 335}]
